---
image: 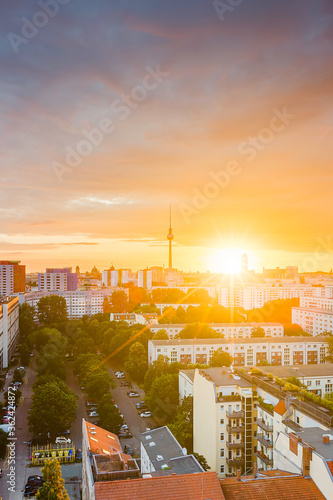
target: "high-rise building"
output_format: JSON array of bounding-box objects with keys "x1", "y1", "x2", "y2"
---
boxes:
[
  {"x1": 0, "y1": 296, "x2": 20, "y2": 368},
  {"x1": 0, "y1": 261, "x2": 26, "y2": 297},
  {"x1": 138, "y1": 269, "x2": 153, "y2": 289},
  {"x1": 38, "y1": 268, "x2": 78, "y2": 291}
]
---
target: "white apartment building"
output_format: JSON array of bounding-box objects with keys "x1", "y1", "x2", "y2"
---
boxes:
[
  {"x1": 193, "y1": 368, "x2": 255, "y2": 477},
  {"x1": 0, "y1": 264, "x2": 14, "y2": 297},
  {"x1": 218, "y1": 285, "x2": 323, "y2": 310},
  {"x1": 148, "y1": 337, "x2": 328, "y2": 367},
  {"x1": 38, "y1": 272, "x2": 67, "y2": 291},
  {"x1": 149, "y1": 322, "x2": 284, "y2": 340},
  {"x1": 300, "y1": 295, "x2": 333, "y2": 311},
  {"x1": 137, "y1": 269, "x2": 153, "y2": 290},
  {"x1": 110, "y1": 313, "x2": 158, "y2": 325},
  {"x1": 22, "y1": 289, "x2": 128, "y2": 318},
  {"x1": 292, "y1": 307, "x2": 333, "y2": 336},
  {"x1": 257, "y1": 364, "x2": 333, "y2": 398},
  {"x1": 0, "y1": 296, "x2": 20, "y2": 369}
]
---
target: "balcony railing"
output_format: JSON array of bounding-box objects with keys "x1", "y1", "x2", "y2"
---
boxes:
[
  {"x1": 227, "y1": 457, "x2": 245, "y2": 466},
  {"x1": 226, "y1": 441, "x2": 245, "y2": 450},
  {"x1": 256, "y1": 418, "x2": 273, "y2": 433},
  {"x1": 226, "y1": 410, "x2": 244, "y2": 419},
  {"x1": 256, "y1": 451, "x2": 273, "y2": 466},
  {"x1": 257, "y1": 433, "x2": 273, "y2": 448},
  {"x1": 227, "y1": 425, "x2": 244, "y2": 434}
]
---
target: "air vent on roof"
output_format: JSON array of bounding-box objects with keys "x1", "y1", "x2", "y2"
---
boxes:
[
  {"x1": 90, "y1": 431, "x2": 96, "y2": 435},
  {"x1": 149, "y1": 442, "x2": 156, "y2": 447},
  {"x1": 232, "y1": 375, "x2": 240, "y2": 380},
  {"x1": 156, "y1": 455, "x2": 164, "y2": 461},
  {"x1": 145, "y1": 435, "x2": 152, "y2": 440},
  {"x1": 161, "y1": 464, "x2": 169, "y2": 470},
  {"x1": 88, "y1": 427, "x2": 95, "y2": 430}
]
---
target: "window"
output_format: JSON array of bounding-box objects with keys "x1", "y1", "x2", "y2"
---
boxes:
[
  {"x1": 307, "y1": 380, "x2": 311, "y2": 386},
  {"x1": 220, "y1": 433, "x2": 224, "y2": 441},
  {"x1": 316, "y1": 380, "x2": 320, "y2": 386},
  {"x1": 325, "y1": 383, "x2": 333, "y2": 394},
  {"x1": 220, "y1": 449, "x2": 225, "y2": 458},
  {"x1": 220, "y1": 405, "x2": 224, "y2": 412},
  {"x1": 220, "y1": 465, "x2": 225, "y2": 473},
  {"x1": 220, "y1": 419, "x2": 224, "y2": 425}
]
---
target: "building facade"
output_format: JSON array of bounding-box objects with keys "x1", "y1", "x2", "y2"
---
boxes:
[
  {"x1": 38, "y1": 268, "x2": 78, "y2": 291},
  {"x1": 148, "y1": 337, "x2": 329, "y2": 367},
  {"x1": 0, "y1": 296, "x2": 20, "y2": 369},
  {"x1": 0, "y1": 260, "x2": 26, "y2": 297}
]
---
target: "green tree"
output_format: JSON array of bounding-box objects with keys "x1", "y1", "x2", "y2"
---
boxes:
[
  {"x1": 193, "y1": 452, "x2": 211, "y2": 471},
  {"x1": 36, "y1": 343, "x2": 66, "y2": 379},
  {"x1": 177, "y1": 323, "x2": 220, "y2": 339},
  {"x1": 36, "y1": 459, "x2": 70, "y2": 500},
  {"x1": 37, "y1": 296, "x2": 68, "y2": 325},
  {"x1": 146, "y1": 373, "x2": 179, "y2": 422},
  {"x1": 19, "y1": 303, "x2": 35, "y2": 337},
  {"x1": 251, "y1": 326, "x2": 266, "y2": 338},
  {"x1": 84, "y1": 369, "x2": 114, "y2": 400},
  {"x1": 152, "y1": 329, "x2": 169, "y2": 340},
  {"x1": 124, "y1": 342, "x2": 148, "y2": 382},
  {"x1": 102, "y1": 296, "x2": 112, "y2": 313},
  {"x1": 169, "y1": 396, "x2": 193, "y2": 452},
  {"x1": 12, "y1": 368, "x2": 24, "y2": 383},
  {"x1": 111, "y1": 290, "x2": 128, "y2": 312},
  {"x1": 19, "y1": 343, "x2": 31, "y2": 366},
  {"x1": 97, "y1": 394, "x2": 123, "y2": 432},
  {"x1": 0, "y1": 429, "x2": 8, "y2": 459},
  {"x1": 28, "y1": 381, "x2": 77, "y2": 439},
  {"x1": 209, "y1": 348, "x2": 233, "y2": 367},
  {"x1": 326, "y1": 335, "x2": 333, "y2": 362}
]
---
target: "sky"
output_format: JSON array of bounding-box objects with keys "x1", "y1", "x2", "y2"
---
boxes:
[{"x1": 1, "y1": 0, "x2": 333, "y2": 273}]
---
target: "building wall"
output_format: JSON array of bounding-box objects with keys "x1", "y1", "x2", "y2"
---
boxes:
[
  {"x1": 81, "y1": 419, "x2": 95, "y2": 500},
  {"x1": 0, "y1": 297, "x2": 20, "y2": 369},
  {"x1": 140, "y1": 443, "x2": 156, "y2": 474},
  {"x1": 149, "y1": 323, "x2": 284, "y2": 340},
  {"x1": 179, "y1": 371, "x2": 194, "y2": 400},
  {"x1": 292, "y1": 307, "x2": 333, "y2": 335}
]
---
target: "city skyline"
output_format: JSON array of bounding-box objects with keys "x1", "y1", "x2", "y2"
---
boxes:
[{"x1": 1, "y1": 1, "x2": 333, "y2": 272}]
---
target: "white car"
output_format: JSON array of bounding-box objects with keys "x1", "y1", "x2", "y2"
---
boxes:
[
  {"x1": 120, "y1": 424, "x2": 128, "y2": 430},
  {"x1": 140, "y1": 411, "x2": 152, "y2": 418},
  {"x1": 116, "y1": 373, "x2": 125, "y2": 379},
  {"x1": 89, "y1": 411, "x2": 99, "y2": 417},
  {"x1": 55, "y1": 437, "x2": 71, "y2": 444}
]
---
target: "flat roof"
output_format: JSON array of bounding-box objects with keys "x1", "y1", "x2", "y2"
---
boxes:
[
  {"x1": 295, "y1": 427, "x2": 333, "y2": 460},
  {"x1": 149, "y1": 336, "x2": 327, "y2": 346},
  {"x1": 258, "y1": 364, "x2": 333, "y2": 379},
  {"x1": 198, "y1": 368, "x2": 252, "y2": 388},
  {"x1": 293, "y1": 307, "x2": 333, "y2": 315},
  {"x1": 141, "y1": 426, "x2": 184, "y2": 470}
]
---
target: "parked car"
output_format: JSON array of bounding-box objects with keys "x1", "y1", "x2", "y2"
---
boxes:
[
  {"x1": 89, "y1": 411, "x2": 99, "y2": 417},
  {"x1": 55, "y1": 437, "x2": 71, "y2": 444},
  {"x1": 56, "y1": 430, "x2": 70, "y2": 436},
  {"x1": 121, "y1": 380, "x2": 132, "y2": 387},
  {"x1": 27, "y1": 475, "x2": 43, "y2": 483},
  {"x1": 116, "y1": 373, "x2": 125, "y2": 379},
  {"x1": 76, "y1": 448, "x2": 82, "y2": 460},
  {"x1": 118, "y1": 431, "x2": 133, "y2": 439},
  {"x1": 120, "y1": 424, "x2": 128, "y2": 430},
  {"x1": 115, "y1": 371, "x2": 123, "y2": 376},
  {"x1": 128, "y1": 391, "x2": 139, "y2": 398},
  {"x1": 86, "y1": 399, "x2": 98, "y2": 407},
  {"x1": 140, "y1": 411, "x2": 152, "y2": 418}
]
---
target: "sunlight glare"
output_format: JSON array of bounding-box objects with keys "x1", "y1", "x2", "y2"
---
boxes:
[{"x1": 206, "y1": 248, "x2": 244, "y2": 274}]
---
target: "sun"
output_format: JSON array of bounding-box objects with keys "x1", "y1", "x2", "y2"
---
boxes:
[{"x1": 206, "y1": 248, "x2": 244, "y2": 274}]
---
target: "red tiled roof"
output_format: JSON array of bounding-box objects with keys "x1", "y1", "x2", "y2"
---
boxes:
[
  {"x1": 220, "y1": 475, "x2": 325, "y2": 499},
  {"x1": 274, "y1": 400, "x2": 286, "y2": 416},
  {"x1": 327, "y1": 460, "x2": 333, "y2": 476},
  {"x1": 95, "y1": 471, "x2": 225, "y2": 500},
  {"x1": 84, "y1": 420, "x2": 122, "y2": 455}
]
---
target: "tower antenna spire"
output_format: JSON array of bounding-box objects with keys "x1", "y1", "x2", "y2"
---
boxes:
[{"x1": 167, "y1": 205, "x2": 174, "y2": 269}]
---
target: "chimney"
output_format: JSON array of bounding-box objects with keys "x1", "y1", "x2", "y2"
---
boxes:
[
  {"x1": 253, "y1": 463, "x2": 258, "y2": 479},
  {"x1": 302, "y1": 445, "x2": 312, "y2": 477},
  {"x1": 236, "y1": 469, "x2": 241, "y2": 481},
  {"x1": 323, "y1": 435, "x2": 330, "y2": 444}
]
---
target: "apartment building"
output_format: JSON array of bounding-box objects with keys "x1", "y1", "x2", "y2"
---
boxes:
[
  {"x1": 257, "y1": 364, "x2": 333, "y2": 398},
  {"x1": 0, "y1": 296, "x2": 20, "y2": 369},
  {"x1": 38, "y1": 267, "x2": 78, "y2": 291},
  {"x1": 110, "y1": 312, "x2": 158, "y2": 325},
  {"x1": 102, "y1": 268, "x2": 136, "y2": 287},
  {"x1": 300, "y1": 295, "x2": 333, "y2": 311},
  {"x1": 152, "y1": 285, "x2": 215, "y2": 298},
  {"x1": 137, "y1": 269, "x2": 153, "y2": 289},
  {"x1": 148, "y1": 337, "x2": 328, "y2": 367},
  {"x1": 22, "y1": 288, "x2": 128, "y2": 318},
  {"x1": 292, "y1": 307, "x2": 333, "y2": 335},
  {"x1": 193, "y1": 368, "x2": 255, "y2": 477},
  {"x1": 217, "y1": 285, "x2": 322, "y2": 310},
  {"x1": 0, "y1": 260, "x2": 26, "y2": 297},
  {"x1": 149, "y1": 322, "x2": 284, "y2": 339}
]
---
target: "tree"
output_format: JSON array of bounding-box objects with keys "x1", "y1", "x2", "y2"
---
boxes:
[
  {"x1": 28, "y1": 381, "x2": 77, "y2": 439},
  {"x1": 327, "y1": 335, "x2": 333, "y2": 362},
  {"x1": 102, "y1": 297, "x2": 112, "y2": 313},
  {"x1": 152, "y1": 329, "x2": 169, "y2": 340},
  {"x1": 124, "y1": 342, "x2": 148, "y2": 382},
  {"x1": 146, "y1": 373, "x2": 179, "y2": 422},
  {"x1": 84, "y1": 369, "x2": 115, "y2": 400},
  {"x1": 20, "y1": 343, "x2": 31, "y2": 366},
  {"x1": 209, "y1": 348, "x2": 233, "y2": 367},
  {"x1": 19, "y1": 303, "x2": 35, "y2": 337},
  {"x1": 36, "y1": 343, "x2": 66, "y2": 379},
  {"x1": 12, "y1": 368, "x2": 24, "y2": 384},
  {"x1": 177, "y1": 323, "x2": 221, "y2": 339},
  {"x1": 193, "y1": 452, "x2": 211, "y2": 471},
  {"x1": 97, "y1": 394, "x2": 123, "y2": 432},
  {"x1": 110, "y1": 290, "x2": 128, "y2": 313},
  {"x1": 37, "y1": 296, "x2": 67, "y2": 325},
  {"x1": 284, "y1": 323, "x2": 309, "y2": 336},
  {"x1": 251, "y1": 326, "x2": 266, "y2": 338},
  {"x1": 0, "y1": 429, "x2": 8, "y2": 459},
  {"x1": 169, "y1": 396, "x2": 193, "y2": 452},
  {"x1": 36, "y1": 459, "x2": 70, "y2": 500}
]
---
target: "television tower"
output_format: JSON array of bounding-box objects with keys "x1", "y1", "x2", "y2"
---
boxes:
[{"x1": 167, "y1": 205, "x2": 174, "y2": 269}]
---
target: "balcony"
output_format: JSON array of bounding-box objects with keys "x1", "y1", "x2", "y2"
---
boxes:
[
  {"x1": 226, "y1": 410, "x2": 244, "y2": 419},
  {"x1": 227, "y1": 456, "x2": 245, "y2": 466},
  {"x1": 257, "y1": 433, "x2": 273, "y2": 448},
  {"x1": 226, "y1": 441, "x2": 245, "y2": 450},
  {"x1": 256, "y1": 451, "x2": 273, "y2": 466},
  {"x1": 227, "y1": 425, "x2": 244, "y2": 434},
  {"x1": 256, "y1": 419, "x2": 273, "y2": 433}
]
